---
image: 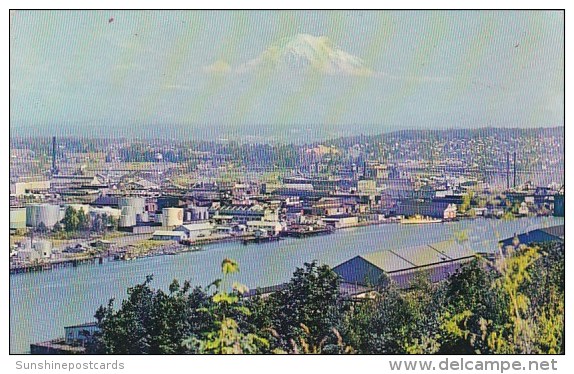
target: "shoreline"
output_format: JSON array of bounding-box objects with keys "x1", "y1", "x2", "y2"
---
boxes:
[{"x1": 9, "y1": 215, "x2": 550, "y2": 275}]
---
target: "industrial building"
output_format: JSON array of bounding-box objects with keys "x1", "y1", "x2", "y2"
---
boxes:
[
  {"x1": 10, "y1": 180, "x2": 51, "y2": 196},
  {"x1": 499, "y1": 225, "x2": 564, "y2": 250},
  {"x1": 321, "y1": 214, "x2": 359, "y2": 228},
  {"x1": 395, "y1": 198, "x2": 455, "y2": 219},
  {"x1": 211, "y1": 205, "x2": 266, "y2": 224},
  {"x1": 246, "y1": 220, "x2": 284, "y2": 236},
  {"x1": 151, "y1": 230, "x2": 187, "y2": 241},
  {"x1": 173, "y1": 223, "x2": 213, "y2": 240},
  {"x1": 332, "y1": 240, "x2": 476, "y2": 288}
]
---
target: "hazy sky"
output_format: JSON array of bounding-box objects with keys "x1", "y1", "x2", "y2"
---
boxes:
[{"x1": 10, "y1": 10, "x2": 564, "y2": 141}]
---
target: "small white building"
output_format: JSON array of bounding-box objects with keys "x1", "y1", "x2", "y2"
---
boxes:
[
  {"x1": 321, "y1": 215, "x2": 359, "y2": 228},
  {"x1": 444, "y1": 204, "x2": 457, "y2": 219},
  {"x1": 173, "y1": 223, "x2": 213, "y2": 240},
  {"x1": 246, "y1": 220, "x2": 284, "y2": 236},
  {"x1": 151, "y1": 231, "x2": 186, "y2": 241},
  {"x1": 518, "y1": 202, "x2": 529, "y2": 216}
]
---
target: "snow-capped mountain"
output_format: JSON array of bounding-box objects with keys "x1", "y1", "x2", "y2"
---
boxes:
[{"x1": 237, "y1": 34, "x2": 372, "y2": 76}]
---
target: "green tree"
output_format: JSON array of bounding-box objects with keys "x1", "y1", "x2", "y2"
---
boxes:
[
  {"x1": 183, "y1": 258, "x2": 269, "y2": 354},
  {"x1": 440, "y1": 242, "x2": 564, "y2": 354},
  {"x1": 439, "y1": 258, "x2": 509, "y2": 354},
  {"x1": 77, "y1": 209, "x2": 90, "y2": 231},
  {"x1": 342, "y1": 274, "x2": 443, "y2": 354},
  {"x1": 262, "y1": 261, "x2": 344, "y2": 352},
  {"x1": 61, "y1": 206, "x2": 79, "y2": 232},
  {"x1": 89, "y1": 276, "x2": 212, "y2": 354}
]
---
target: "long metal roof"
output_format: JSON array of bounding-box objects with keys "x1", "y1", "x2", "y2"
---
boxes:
[
  {"x1": 358, "y1": 240, "x2": 475, "y2": 273},
  {"x1": 361, "y1": 250, "x2": 414, "y2": 273}
]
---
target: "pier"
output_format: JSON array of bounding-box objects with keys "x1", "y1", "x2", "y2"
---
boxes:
[{"x1": 9, "y1": 257, "x2": 101, "y2": 275}]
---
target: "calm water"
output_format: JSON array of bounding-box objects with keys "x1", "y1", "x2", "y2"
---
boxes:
[{"x1": 10, "y1": 216, "x2": 563, "y2": 353}]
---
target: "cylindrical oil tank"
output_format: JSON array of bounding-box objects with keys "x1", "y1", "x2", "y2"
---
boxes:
[
  {"x1": 162, "y1": 208, "x2": 184, "y2": 227},
  {"x1": 119, "y1": 206, "x2": 136, "y2": 227},
  {"x1": 118, "y1": 197, "x2": 146, "y2": 214},
  {"x1": 10, "y1": 208, "x2": 27, "y2": 230},
  {"x1": 26, "y1": 204, "x2": 61, "y2": 228}
]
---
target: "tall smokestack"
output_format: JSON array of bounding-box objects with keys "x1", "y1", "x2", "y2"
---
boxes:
[
  {"x1": 506, "y1": 151, "x2": 510, "y2": 191},
  {"x1": 52, "y1": 136, "x2": 57, "y2": 175},
  {"x1": 513, "y1": 151, "x2": 517, "y2": 188}
]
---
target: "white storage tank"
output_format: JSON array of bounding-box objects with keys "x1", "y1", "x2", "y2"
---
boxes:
[
  {"x1": 118, "y1": 197, "x2": 146, "y2": 214},
  {"x1": 162, "y1": 208, "x2": 184, "y2": 228},
  {"x1": 26, "y1": 204, "x2": 61, "y2": 228},
  {"x1": 119, "y1": 206, "x2": 136, "y2": 227}
]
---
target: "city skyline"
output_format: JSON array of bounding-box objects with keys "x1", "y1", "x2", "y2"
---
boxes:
[{"x1": 10, "y1": 10, "x2": 564, "y2": 142}]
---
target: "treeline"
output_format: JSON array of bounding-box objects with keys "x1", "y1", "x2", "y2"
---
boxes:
[
  {"x1": 117, "y1": 142, "x2": 304, "y2": 168},
  {"x1": 87, "y1": 242, "x2": 564, "y2": 354}
]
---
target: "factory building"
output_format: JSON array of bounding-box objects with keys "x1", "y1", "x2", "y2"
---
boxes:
[{"x1": 332, "y1": 240, "x2": 476, "y2": 288}]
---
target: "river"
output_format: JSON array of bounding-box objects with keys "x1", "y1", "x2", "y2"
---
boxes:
[{"x1": 9, "y1": 216, "x2": 563, "y2": 354}]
